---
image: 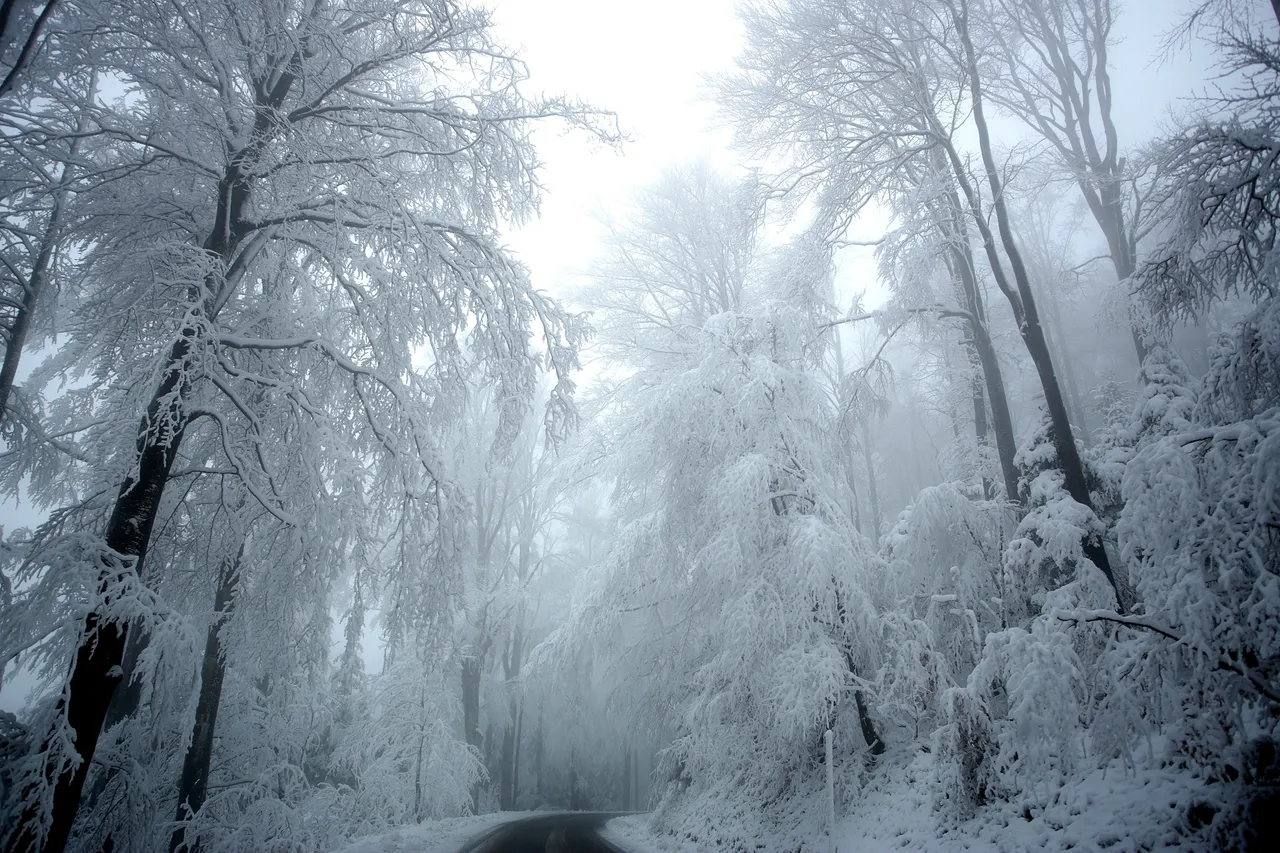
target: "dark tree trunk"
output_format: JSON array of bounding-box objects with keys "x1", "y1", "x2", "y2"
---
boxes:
[
  {"x1": 5, "y1": 67, "x2": 275, "y2": 845},
  {"x1": 0, "y1": 272, "x2": 35, "y2": 426},
  {"x1": 964, "y1": 315, "x2": 1021, "y2": 502},
  {"x1": 511, "y1": 703, "x2": 523, "y2": 809},
  {"x1": 462, "y1": 655, "x2": 484, "y2": 812},
  {"x1": 6, "y1": 332, "x2": 195, "y2": 853},
  {"x1": 0, "y1": 155, "x2": 70, "y2": 428},
  {"x1": 951, "y1": 0, "x2": 1120, "y2": 601},
  {"x1": 633, "y1": 748, "x2": 641, "y2": 809},
  {"x1": 535, "y1": 717, "x2": 544, "y2": 802},
  {"x1": 622, "y1": 747, "x2": 632, "y2": 811},
  {"x1": 931, "y1": 172, "x2": 1021, "y2": 502},
  {"x1": 498, "y1": 716, "x2": 515, "y2": 810},
  {"x1": 1087, "y1": 181, "x2": 1148, "y2": 366},
  {"x1": 498, "y1": 628, "x2": 523, "y2": 810},
  {"x1": 1038, "y1": 279, "x2": 1091, "y2": 446},
  {"x1": 169, "y1": 549, "x2": 241, "y2": 853},
  {"x1": 854, "y1": 690, "x2": 885, "y2": 755}
]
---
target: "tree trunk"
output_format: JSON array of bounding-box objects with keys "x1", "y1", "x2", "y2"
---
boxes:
[
  {"x1": 963, "y1": 314, "x2": 1021, "y2": 502},
  {"x1": 413, "y1": 684, "x2": 427, "y2": 823},
  {"x1": 622, "y1": 746, "x2": 632, "y2": 811},
  {"x1": 461, "y1": 655, "x2": 483, "y2": 812},
  {"x1": 1039, "y1": 279, "x2": 1091, "y2": 446},
  {"x1": 854, "y1": 690, "x2": 885, "y2": 755},
  {"x1": 7, "y1": 109, "x2": 262, "y2": 847},
  {"x1": 858, "y1": 422, "x2": 882, "y2": 545},
  {"x1": 511, "y1": 702, "x2": 523, "y2": 810},
  {"x1": 633, "y1": 747, "x2": 641, "y2": 809},
  {"x1": 952, "y1": 0, "x2": 1120, "y2": 601},
  {"x1": 535, "y1": 717, "x2": 544, "y2": 802},
  {"x1": 6, "y1": 331, "x2": 196, "y2": 853},
  {"x1": 927, "y1": 152, "x2": 1021, "y2": 501},
  {"x1": 498, "y1": 724, "x2": 514, "y2": 810},
  {"x1": 0, "y1": 146, "x2": 72, "y2": 428},
  {"x1": 498, "y1": 628, "x2": 523, "y2": 810},
  {"x1": 0, "y1": 269, "x2": 36, "y2": 427},
  {"x1": 169, "y1": 549, "x2": 241, "y2": 853}
]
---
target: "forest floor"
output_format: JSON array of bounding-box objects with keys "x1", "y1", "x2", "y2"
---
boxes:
[
  {"x1": 602, "y1": 739, "x2": 1213, "y2": 853},
  {"x1": 833, "y1": 743, "x2": 1210, "y2": 853}
]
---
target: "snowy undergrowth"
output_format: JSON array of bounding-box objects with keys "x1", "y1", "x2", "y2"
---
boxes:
[
  {"x1": 834, "y1": 744, "x2": 1210, "y2": 853},
  {"x1": 606, "y1": 743, "x2": 1212, "y2": 853}
]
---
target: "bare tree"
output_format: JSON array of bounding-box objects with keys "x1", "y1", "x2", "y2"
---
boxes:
[
  {"x1": 988, "y1": 0, "x2": 1155, "y2": 363},
  {"x1": 1135, "y1": 0, "x2": 1280, "y2": 326}
]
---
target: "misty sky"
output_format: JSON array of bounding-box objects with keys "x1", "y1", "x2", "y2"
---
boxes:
[{"x1": 489, "y1": 0, "x2": 1215, "y2": 311}]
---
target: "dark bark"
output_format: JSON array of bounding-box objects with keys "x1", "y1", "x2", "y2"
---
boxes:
[
  {"x1": 909, "y1": 142, "x2": 1020, "y2": 501},
  {"x1": 854, "y1": 690, "x2": 885, "y2": 755},
  {"x1": 511, "y1": 702, "x2": 523, "y2": 809},
  {"x1": 997, "y1": 0, "x2": 1147, "y2": 363},
  {"x1": 938, "y1": 209, "x2": 1021, "y2": 502},
  {"x1": 5, "y1": 42, "x2": 305, "y2": 849},
  {"x1": 0, "y1": 270, "x2": 35, "y2": 426},
  {"x1": 5, "y1": 331, "x2": 195, "y2": 853},
  {"x1": 498, "y1": 721, "x2": 515, "y2": 810},
  {"x1": 964, "y1": 314, "x2": 1021, "y2": 502},
  {"x1": 621, "y1": 747, "x2": 631, "y2": 811},
  {"x1": 498, "y1": 628, "x2": 524, "y2": 810},
  {"x1": 169, "y1": 549, "x2": 241, "y2": 853},
  {"x1": 535, "y1": 717, "x2": 544, "y2": 802},
  {"x1": 0, "y1": 133, "x2": 75, "y2": 428},
  {"x1": 0, "y1": 0, "x2": 59, "y2": 98},
  {"x1": 951, "y1": 0, "x2": 1120, "y2": 601},
  {"x1": 462, "y1": 655, "x2": 484, "y2": 811},
  {"x1": 1038, "y1": 279, "x2": 1091, "y2": 446}
]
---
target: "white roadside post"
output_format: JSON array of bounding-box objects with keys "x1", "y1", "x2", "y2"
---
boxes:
[{"x1": 825, "y1": 728, "x2": 835, "y2": 853}]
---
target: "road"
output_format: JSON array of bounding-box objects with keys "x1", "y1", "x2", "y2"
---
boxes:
[{"x1": 456, "y1": 812, "x2": 634, "y2": 853}]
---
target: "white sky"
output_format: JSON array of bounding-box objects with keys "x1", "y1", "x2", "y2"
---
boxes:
[
  {"x1": 487, "y1": 0, "x2": 1216, "y2": 308},
  {"x1": 488, "y1": 0, "x2": 745, "y2": 299}
]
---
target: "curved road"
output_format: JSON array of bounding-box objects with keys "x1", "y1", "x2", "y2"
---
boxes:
[{"x1": 456, "y1": 812, "x2": 634, "y2": 853}]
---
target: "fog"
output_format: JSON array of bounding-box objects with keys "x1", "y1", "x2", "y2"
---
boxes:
[{"x1": 0, "y1": 2, "x2": 1276, "y2": 853}]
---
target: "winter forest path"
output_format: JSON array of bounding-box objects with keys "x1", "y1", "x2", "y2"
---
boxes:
[{"x1": 455, "y1": 812, "x2": 639, "y2": 853}]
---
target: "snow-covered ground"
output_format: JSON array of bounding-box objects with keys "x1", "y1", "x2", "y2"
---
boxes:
[
  {"x1": 335, "y1": 813, "x2": 515, "y2": 853},
  {"x1": 602, "y1": 746, "x2": 1210, "y2": 853},
  {"x1": 836, "y1": 748, "x2": 1208, "y2": 853}
]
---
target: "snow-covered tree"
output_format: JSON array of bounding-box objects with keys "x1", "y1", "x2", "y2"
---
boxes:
[
  {"x1": 0, "y1": 1, "x2": 591, "y2": 850},
  {"x1": 719, "y1": 0, "x2": 1120, "y2": 595}
]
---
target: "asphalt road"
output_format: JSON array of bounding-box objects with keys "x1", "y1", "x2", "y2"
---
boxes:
[{"x1": 456, "y1": 812, "x2": 634, "y2": 853}]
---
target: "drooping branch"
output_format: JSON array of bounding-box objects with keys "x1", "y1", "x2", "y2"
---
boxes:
[{"x1": 1053, "y1": 608, "x2": 1280, "y2": 705}]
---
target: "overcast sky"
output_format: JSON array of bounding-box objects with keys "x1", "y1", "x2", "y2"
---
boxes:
[{"x1": 487, "y1": 0, "x2": 1216, "y2": 311}]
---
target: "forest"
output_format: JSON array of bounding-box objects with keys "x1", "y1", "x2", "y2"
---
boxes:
[{"x1": 0, "y1": 0, "x2": 1276, "y2": 852}]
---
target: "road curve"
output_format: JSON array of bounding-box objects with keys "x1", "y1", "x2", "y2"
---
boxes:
[{"x1": 455, "y1": 811, "x2": 635, "y2": 853}]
